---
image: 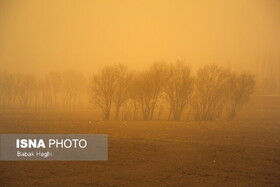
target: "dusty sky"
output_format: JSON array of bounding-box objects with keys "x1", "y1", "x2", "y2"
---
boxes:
[{"x1": 0, "y1": 0, "x2": 280, "y2": 75}]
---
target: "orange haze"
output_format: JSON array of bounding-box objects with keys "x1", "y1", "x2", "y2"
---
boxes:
[{"x1": 0, "y1": 0, "x2": 280, "y2": 75}]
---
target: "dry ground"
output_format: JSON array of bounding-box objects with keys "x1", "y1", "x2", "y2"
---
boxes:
[{"x1": 0, "y1": 108, "x2": 279, "y2": 187}]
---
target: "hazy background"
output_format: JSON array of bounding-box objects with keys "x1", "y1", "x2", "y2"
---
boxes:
[{"x1": 0, "y1": 0, "x2": 280, "y2": 75}]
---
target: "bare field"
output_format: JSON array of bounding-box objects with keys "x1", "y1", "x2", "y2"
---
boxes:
[{"x1": 0, "y1": 110, "x2": 280, "y2": 186}]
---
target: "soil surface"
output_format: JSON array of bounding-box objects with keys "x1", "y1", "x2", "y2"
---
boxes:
[{"x1": 0, "y1": 110, "x2": 279, "y2": 186}]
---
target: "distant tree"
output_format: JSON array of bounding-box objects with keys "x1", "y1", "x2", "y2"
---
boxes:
[
  {"x1": 89, "y1": 66, "x2": 116, "y2": 120},
  {"x1": 113, "y1": 65, "x2": 133, "y2": 120},
  {"x1": 62, "y1": 70, "x2": 85, "y2": 109},
  {"x1": 16, "y1": 74, "x2": 37, "y2": 108},
  {"x1": 165, "y1": 62, "x2": 194, "y2": 120},
  {"x1": 0, "y1": 72, "x2": 15, "y2": 108},
  {"x1": 227, "y1": 74, "x2": 255, "y2": 119},
  {"x1": 45, "y1": 72, "x2": 62, "y2": 107},
  {"x1": 41, "y1": 76, "x2": 53, "y2": 108},
  {"x1": 192, "y1": 65, "x2": 230, "y2": 120},
  {"x1": 130, "y1": 62, "x2": 168, "y2": 120}
]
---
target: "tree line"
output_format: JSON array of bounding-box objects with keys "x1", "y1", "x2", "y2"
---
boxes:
[
  {"x1": 89, "y1": 62, "x2": 255, "y2": 121},
  {"x1": 0, "y1": 70, "x2": 86, "y2": 109},
  {"x1": 0, "y1": 62, "x2": 255, "y2": 120}
]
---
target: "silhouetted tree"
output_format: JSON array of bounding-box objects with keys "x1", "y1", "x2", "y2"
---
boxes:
[
  {"x1": 165, "y1": 62, "x2": 194, "y2": 120},
  {"x1": 113, "y1": 65, "x2": 133, "y2": 120},
  {"x1": 192, "y1": 65, "x2": 230, "y2": 120},
  {"x1": 89, "y1": 66, "x2": 116, "y2": 120},
  {"x1": 131, "y1": 62, "x2": 168, "y2": 120},
  {"x1": 227, "y1": 74, "x2": 255, "y2": 119}
]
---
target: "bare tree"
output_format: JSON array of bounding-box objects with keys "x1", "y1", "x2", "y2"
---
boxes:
[
  {"x1": 165, "y1": 62, "x2": 194, "y2": 120},
  {"x1": 41, "y1": 77, "x2": 53, "y2": 108},
  {"x1": 192, "y1": 65, "x2": 230, "y2": 121},
  {"x1": 113, "y1": 65, "x2": 133, "y2": 120},
  {"x1": 89, "y1": 66, "x2": 116, "y2": 120},
  {"x1": 16, "y1": 74, "x2": 37, "y2": 108},
  {"x1": 227, "y1": 74, "x2": 255, "y2": 119},
  {"x1": 45, "y1": 72, "x2": 62, "y2": 107},
  {"x1": 0, "y1": 72, "x2": 15, "y2": 108},
  {"x1": 130, "y1": 62, "x2": 168, "y2": 120},
  {"x1": 62, "y1": 70, "x2": 85, "y2": 109}
]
